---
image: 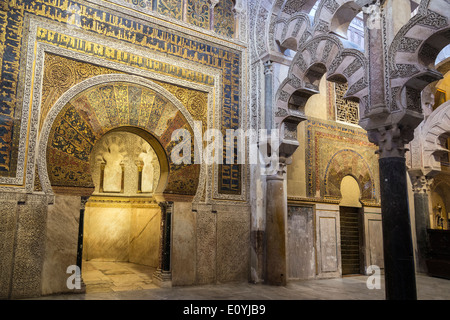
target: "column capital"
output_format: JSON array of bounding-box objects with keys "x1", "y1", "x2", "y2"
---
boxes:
[
  {"x1": 410, "y1": 175, "x2": 434, "y2": 194},
  {"x1": 264, "y1": 60, "x2": 273, "y2": 75},
  {"x1": 361, "y1": 0, "x2": 382, "y2": 30},
  {"x1": 80, "y1": 196, "x2": 90, "y2": 210},
  {"x1": 367, "y1": 124, "x2": 413, "y2": 159},
  {"x1": 265, "y1": 155, "x2": 292, "y2": 181},
  {"x1": 209, "y1": 0, "x2": 219, "y2": 9},
  {"x1": 158, "y1": 200, "x2": 174, "y2": 211}
]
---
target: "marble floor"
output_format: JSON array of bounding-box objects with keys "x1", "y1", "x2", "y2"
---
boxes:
[
  {"x1": 34, "y1": 265, "x2": 450, "y2": 300},
  {"x1": 81, "y1": 260, "x2": 158, "y2": 293}
]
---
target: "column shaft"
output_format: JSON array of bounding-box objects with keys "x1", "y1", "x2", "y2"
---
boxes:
[
  {"x1": 161, "y1": 202, "x2": 172, "y2": 272},
  {"x1": 153, "y1": 201, "x2": 173, "y2": 287},
  {"x1": 265, "y1": 175, "x2": 287, "y2": 285},
  {"x1": 264, "y1": 61, "x2": 273, "y2": 131},
  {"x1": 413, "y1": 192, "x2": 430, "y2": 273},
  {"x1": 379, "y1": 157, "x2": 417, "y2": 300}
]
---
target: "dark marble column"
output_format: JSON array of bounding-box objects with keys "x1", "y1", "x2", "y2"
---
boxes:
[
  {"x1": 76, "y1": 196, "x2": 90, "y2": 273},
  {"x1": 414, "y1": 193, "x2": 430, "y2": 272},
  {"x1": 161, "y1": 201, "x2": 173, "y2": 272},
  {"x1": 153, "y1": 201, "x2": 173, "y2": 287},
  {"x1": 410, "y1": 175, "x2": 433, "y2": 274},
  {"x1": 361, "y1": 1, "x2": 418, "y2": 299},
  {"x1": 379, "y1": 157, "x2": 417, "y2": 300}
]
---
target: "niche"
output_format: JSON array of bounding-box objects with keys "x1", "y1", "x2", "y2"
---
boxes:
[
  {"x1": 90, "y1": 131, "x2": 161, "y2": 196},
  {"x1": 82, "y1": 131, "x2": 162, "y2": 267}
]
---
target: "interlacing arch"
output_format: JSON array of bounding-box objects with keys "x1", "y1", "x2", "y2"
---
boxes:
[
  {"x1": 274, "y1": 33, "x2": 367, "y2": 120},
  {"x1": 388, "y1": 0, "x2": 450, "y2": 121},
  {"x1": 264, "y1": 1, "x2": 371, "y2": 160},
  {"x1": 262, "y1": 0, "x2": 450, "y2": 159},
  {"x1": 421, "y1": 100, "x2": 450, "y2": 172},
  {"x1": 272, "y1": 0, "x2": 371, "y2": 116},
  {"x1": 269, "y1": 0, "x2": 368, "y2": 54}
]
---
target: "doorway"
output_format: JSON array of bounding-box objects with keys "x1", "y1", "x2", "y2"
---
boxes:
[
  {"x1": 339, "y1": 175, "x2": 363, "y2": 275},
  {"x1": 79, "y1": 130, "x2": 163, "y2": 293},
  {"x1": 339, "y1": 206, "x2": 362, "y2": 275}
]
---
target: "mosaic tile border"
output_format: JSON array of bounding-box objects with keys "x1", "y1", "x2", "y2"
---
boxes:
[{"x1": 0, "y1": 12, "x2": 248, "y2": 203}]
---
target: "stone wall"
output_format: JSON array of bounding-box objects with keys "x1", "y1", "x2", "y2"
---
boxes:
[
  {"x1": 363, "y1": 207, "x2": 384, "y2": 273},
  {"x1": 285, "y1": 201, "x2": 384, "y2": 280},
  {"x1": 0, "y1": 193, "x2": 48, "y2": 299},
  {"x1": 171, "y1": 202, "x2": 251, "y2": 286},
  {"x1": 129, "y1": 207, "x2": 161, "y2": 267},
  {"x1": 41, "y1": 194, "x2": 81, "y2": 296},
  {"x1": 287, "y1": 204, "x2": 315, "y2": 280}
]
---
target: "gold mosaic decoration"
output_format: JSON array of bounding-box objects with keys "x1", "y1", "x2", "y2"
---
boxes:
[
  {"x1": 157, "y1": 0, "x2": 183, "y2": 20},
  {"x1": 213, "y1": 0, "x2": 235, "y2": 38},
  {"x1": 305, "y1": 119, "x2": 379, "y2": 203},
  {"x1": 35, "y1": 28, "x2": 215, "y2": 87},
  {"x1": 41, "y1": 55, "x2": 205, "y2": 194},
  {"x1": 152, "y1": 80, "x2": 208, "y2": 131},
  {"x1": 46, "y1": 81, "x2": 201, "y2": 194},
  {"x1": 105, "y1": 0, "x2": 235, "y2": 36},
  {"x1": 40, "y1": 53, "x2": 121, "y2": 132},
  {"x1": 40, "y1": 53, "x2": 208, "y2": 134},
  {"x1": 186, "y1": 0, "x2": 210, "y2": 29},
  {"x1": 1, "y1": 0, "x2": 242, "y2": 195}
]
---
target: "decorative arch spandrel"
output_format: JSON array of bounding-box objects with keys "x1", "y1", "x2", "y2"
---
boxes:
[{"x1": 39, "y1": 74, "x2": 204, "y2": 200}]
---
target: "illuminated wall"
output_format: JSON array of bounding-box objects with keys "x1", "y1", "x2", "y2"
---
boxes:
[{"x1": 0, "y1": 0, "x2": 250, "y2": 298}]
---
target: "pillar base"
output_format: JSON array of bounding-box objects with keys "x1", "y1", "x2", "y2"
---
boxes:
[
  {"x1": 153, "y1": 269, "x2": 172, "y2": 288},
  {"x1": 75, "y1": 278, "x2": 87, "y2": 294}
]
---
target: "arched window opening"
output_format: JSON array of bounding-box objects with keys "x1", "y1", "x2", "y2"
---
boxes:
[
  {"x1": 335, "y1": 82, "x2": 360, "y2": 126},
  {"x1": 436, "y1": 45, "x2": 450, "y2": 66},
  {"x1": 347, "y1": 13, "x2": 365, "y2": 50}
]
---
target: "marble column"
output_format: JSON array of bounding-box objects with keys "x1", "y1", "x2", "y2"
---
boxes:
[
  {"x1": 371, "y1": 125, "x2": 417, "y2": 300},
  {"x1": 410, "y1": 175, "x2": 434, "y2": 274},
  {"x1": 361, "y1": 0, "x2": 418, "y2": 300},
  {"x1": 264, "y1": 56, "x2": 291, "y2": 285},
  {"x1": 264, "y1": 60, "x2": 274, "y2": 133},
  {"x1": 76, "y1": 196, "x2": 89, "y2": 273},
  {"x1": 209, "y1": 0, "x2": 219, "y2": 31},
  {"x1": 265, "y1": 161, "x2": 288, "y2": 286},
  {"x1": 153, "y1": 201, "x2": 173, "y2": 287}
]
